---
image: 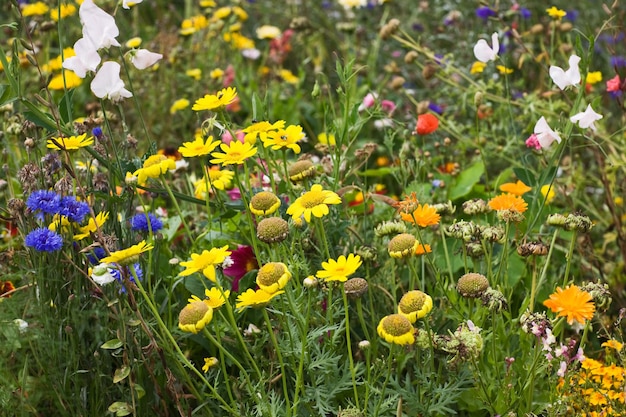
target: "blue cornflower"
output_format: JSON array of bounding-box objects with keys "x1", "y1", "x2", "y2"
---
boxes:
[
  {"x1": 111, "y1": 263, "x2": 143, "y2": 293},
  {"x1": 476, "y1": 6, "x2": 497, "y2": 21},
  {"x1": 59, "y1": 196, "x2": 90, "y2": 223},
  {"x1": 428, "y1": 103, "x2": 444, "y2": 115},
  {"x1": 26, "y1": 190, "x2": 61, "y2": 215},
  {"x1": 92, "y1": 127, "x2": 103, "y2": 138},
  {"x1": 520, "y1": 7, "x2": 531, "y2": 19},
  {"x1": 610, "y1": 56, "x2": 626, "y2": 68},
  {"x1": 130, "y1": 213, "x2": 163, "y2": 233},
  {"x1": 24, "y1": 228, "x2": 63, "y2": 252}
]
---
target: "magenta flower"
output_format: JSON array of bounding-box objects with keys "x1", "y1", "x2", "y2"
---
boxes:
[{"x1": 223, "y1": 245, "x2": 259, "y2": 291}]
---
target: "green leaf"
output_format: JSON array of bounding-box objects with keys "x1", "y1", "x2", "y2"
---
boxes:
[
  {"x1": 57, "y1": 89, "x2": 75, "y2": 124},
  {"x1": 134, "y1": 383, "x2": 145, "y2": 399},
  {"x1": 448, "y1": 161, "x2": 484, "y2": 201},
  {"x1": 512, "y1": 167, "x2": 536, "y2": 186},
  {"x1": 113, "y1": 366, "x2": 130, "y2": 383},
  {"x1": 108, "y1": 402, "x2": 132, "y2": 416},
  {"x1": 358, "y1": 167, "x2": 397, "y2": 177},
  {"x1": 100, "y1": 339, "x2": 123, "y2": 350}
]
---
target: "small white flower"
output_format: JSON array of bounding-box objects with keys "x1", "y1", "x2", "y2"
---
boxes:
[
  {"x1": 130, "y1": 49, "x2": 163, "y2": 70},
  {"x1": 91, "y1": 62, "x2": 133, "y2": 102},
  {"x1": 549, "y1": 54, "x2": 581, "y2": 90},
  {"x1": 473, "y1": 32, "x2": 499, "y2": 63},
  {"x1": 62, "y1": 37, "x2": 101, "y2": 78},
  {"x1": 542, "y1": 328, "x2": 556, "y2": 351},
  {"x1": 14, "y1": 319, "x2": 29, "y2": 333},
  {"x1": 557, "y1": 361, "x2": 567, "y2": 377},
  {"x1": 466, "y1": 319, "x2": 481, "y2": 333},
  {"x1": 222, "y1": 256, "x2": 234, "y2": 269},
  {"x1": 534, "y1": 117, "x2": 562, "y2": 149},
  {"x1": 241, "y1": 48, "x2": 261, "y2": 60},
  {"x1": 91, "y1": 263, "x2": 117, "y2": 286},
  {"x1": 569, "y1": 104, "x2": 603, "y2": 131},
  {"x1": 79, "y1": 0, "x2": 121, "y2": 50}
]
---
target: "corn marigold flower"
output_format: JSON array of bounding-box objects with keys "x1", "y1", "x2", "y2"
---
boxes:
[
  {"x1": 541, "y1": 185, "x2": 556, "y2": 204},
  {"x1": 179, "y1": 298, "x2": 213, "y2": 333},
  {"x1": 414, "y1": 113, "x2": 439, "y2": 135},
  {"x1": 586, "y1": 71, "x2": 602, "y2": 85},
  {"x1": 100, "y1": 240, "x2": 154, "y2": 265},
  {"x1": 262, "y1": 124, "x2": 305, "y2": 154},
  {"x1": 256, "y1": 25, "x2": 281, "y2": 39},
  {"x1": 543, "y1": 285, "x2": 595, "y2": 325},
  {"x1": 256, "y1": 262, "x2": 291, "y2": 294},
  {"x1": 344, "y1": 277, "x2": 368, "y2": 299},
  {"x1": 178, "y1": 135, "x2": 220, "y2": 158},
  {"x1": 488, "y1": 193, "x2": 528, "y2": 213},
  {"x1": 316, "y1": 254, "x2": 362, "y2": 283},
  {"x1": 242, "y1": 120, "x2": 285, "y2": 145},
  {"x1": 457, "y1": 273, "x2": 489, "y2": 298},
  {"x1": 202, "y1": 357, "x2": 219, "y2": 373},
  {"x1": 400, "y1": 203, "x2": 441, "y2": 227},
  {"x1": 546, "y1": 6, "x2": 566, "y2": 20},
  {"x1": 170, "y1": 98, "x2": 190, "y2": 114},
  {"x1": 256, "y1": 217, "x2": 289, "y2": 243},
  {"x1": 499, "y1": 180, "x2": 531, "y2": 196},
  {"x1": 249, "y1": 191, "x2": 281, "y2": 216},
  {"x1": 192, "y1": 87, "x2": 237, "y2": 112},
  {"x1": 317, "y1": 132, "x2": 336, "y2": 146},
  {"x1": 194, "y1": 168, "x2": 234, "y2": 198},
  {"x1": 25, "y1": 227, "x2": 63, "y2": 252},
  {"x1": 377, "y1": 314, "x2": 415, "y2": 345},
  {"x1": 48, "y1": 70, "x2": 82, "y2": 90},
  {"x1": 133, "y1": 155, "x2": 176, "y2": 184},
  {"x1": 202, "y1": 287, "x2": 230, "y2": 309},
  {"x1": 470, "y1": 61, "x2": 487, "y2": 74},
  {"x1": 398, "y1": 290, "x2": 433, "y2": 323},
  {"x1": 601, "y1": 339, "x2": 623, "y2": 351},
  {"x1": 288, "y1": 160, "x2": 316, "y2": 182},
  {"x1": 415, "y1": 242, "x2": 432, "y2": 256},
  {"x1": 74, "y1": 211, "x2": 109, "y2": 241},
  {"x1": 496, "y1": 65, "x2": 514, "y2": 75},
  {"x1": 210, "y1": 140, "x2": 257, "y2": 166},
  {"x1": 179, "y1": 246, "x2": 231, "y2": 282},
  {"x1": 236, "y1": 288, "x2": 284, "y2": 311},
  {"x1": 286, "y1": 184, "x2": 341, "y2": 223},
  {"x1": 388, "y1": 233, "x2": 418, "y2": 259},
  {"x1": 48, "y1": 132, "x2": 93, "y2": 151}
]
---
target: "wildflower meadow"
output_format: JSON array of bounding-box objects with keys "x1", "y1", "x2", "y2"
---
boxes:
[{"x1": 2, "y1": 0, "x2": 626, "y2": 415}]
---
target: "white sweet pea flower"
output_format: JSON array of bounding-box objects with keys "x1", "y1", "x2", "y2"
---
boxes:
[
  {"x1": 534, "y1": 116, "x2": 562, "y2": 149},
  {"x1": 130, "y1": 49, "x2": 163, "y2": 70},
  {"x1": 123, "y1": 0, "x2": 144, "y2": 9},
  {"x1": 79, "y1": 0, "x2": 121, "y2": 50},
  {"x1": 473, "y1": 32, "x2": 499, "y2": 63},
  {"x1": 13, "y1": 319, "x2": 29, "y2": 333},
  {"x1": 91, "y1": 262, "x2": 117, "y2": 286},
  {"x1": 62, "y1": 37, "x2": 101, "y2": 78},
  {"x1": 549, "y1": 54, "x2": 581, "y2": 90},
  {"x1": 91, "y1": 61, "x2": 133, "y2": 102},
  {"x1": 569, "y1": 104, "x2": 603, "y2": 131}
]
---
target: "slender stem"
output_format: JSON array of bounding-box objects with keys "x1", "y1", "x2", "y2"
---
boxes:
[
  {"x1": 341, "y1": 287, "x2": 360, "y2": 408},
  {"x1": 561, "y1": 230, "x2": 577, "y2": 288},
  {"x1": 262, "y1": 309, "x2": 292, "y2": 414},
  {"x1": 160, "y1": 176, "x2": 193, "y2": 243},
  {"x1": 373, "y1": 345, "x2": 394, "y2": 417}
]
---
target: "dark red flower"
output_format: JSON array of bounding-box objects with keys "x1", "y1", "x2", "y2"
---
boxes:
[
  {"x1": 415, "y1": 113, "x2": 439, "y2": 135},
  {"x1": 223, "y1": 245, "x2": 258, "y2": 292},
  {"x1": 0, "y1": 281, "x2": 15, "y2": 297}
]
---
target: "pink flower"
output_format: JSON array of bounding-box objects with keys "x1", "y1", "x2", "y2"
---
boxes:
[
  {"x1": 557, "y1": 361, "x2": 567, "y2": 377},
  {"x1": 221, "y1": 129, "x2": 245, "y2": 145},
  {"x1": 381, "y1": 100, "x2": 396, "y2": 114},
  {"x1": 358, "y1": 93, "x2": 378, "y2": 111},
  {"x1": 606, "y1": 75, "x2": 621, "y2": 93},
  {"x1": 223, "y1": 245, "x2": 258, "y2": 291},
  {"x1": 525, "y1": 134, "x2": 542, "y2": 150}
]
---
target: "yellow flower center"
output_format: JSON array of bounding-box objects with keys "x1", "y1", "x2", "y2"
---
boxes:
[
  {"x1": 381, "y1": 314, "x2": 412, "y2": 336},
  {"x1": 179, "y1": 301, "x2": 209, "y2": 325},
  {"x1": 300, "y1": 191, "x2": 325, "y2": 208},
  {"x1": 256, "y1": 263, "x2": 286, "y2": 286},
  {"x1": 399, "y1": 291, "x2": 427, "y2": 313}
]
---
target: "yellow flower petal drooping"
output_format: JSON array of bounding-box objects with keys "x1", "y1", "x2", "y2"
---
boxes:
[
  {"x1": 133, "y1": 155, "x2": 177, "y2": 184},
  {"x1": 47, "y1": 134, "x2": 94, "y2": 151},
  {"x1": 74, "y1": 212, "x2": 109, "y2": 241},
  {"x1": 242, "y1": 120, "x2": 285, "y2": 145},
  {"x1": 377, "y1": 314, "x2": 415, "y2": 345},
  {"x1": 256, "y1": 262, "x2": 291, "y2": 294},
  {"x1": 100, "y1": 240, "x2": 154, "y2": 265},
  {"x1": 235, "y1": 288, "x2": 284, "y2": 311},
  {"x1": 543, "y1": 285, "x2": 595, "y2": 325},
  {"x1": 316, "y1": 254, "x2": 362, "y2": 283},
  {"x1": 178, "y1": 298, "x2": 213, "y2": 334},
  {"x1": 210, "y1": 140, "x2": 257, "y2": 166},
  {"x1": 178, "y1": 135, "x2": 220, "y2": 158},
  {"x1": 286, "y1": 184, "x2": 341, "y2": 223},
  {"x1": 203, "y1": 287, "x2": 230, "y2": 309},
  {"x1": 398, "y1": 290, "x2": 433, "y2": 323}
]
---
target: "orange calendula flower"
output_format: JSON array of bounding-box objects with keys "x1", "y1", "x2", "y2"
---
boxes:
[
  {"x1": 499, "y1": 180, "x2": 532, "y2": 196},
  {"x1": 400, "y1": 204, "x2": 441, "y2": 227},
  {"x1": 488, "y1": 193, "x2": 528, "y2": 213},
  {"x1": 543, "y1": 285, "x2": 595, "y2": 325}
]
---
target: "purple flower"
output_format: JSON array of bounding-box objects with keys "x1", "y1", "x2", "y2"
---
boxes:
[
  {"x1": 428, "y1": 103, "x2": 444, "y2": 115},
  {"x1": 565, "y1": 10, "x2": 578, "y2": 21},
  {"x1": 610, "y1": 56, "x2": 626, "y2": 68},
  {"x1": 111, "y1": 263, "x2": 143, "y2": 293},
  {"x1": 25, "y1": 228, "x2": 63, "y2": 252},
  {"x1": 130, "y1": 212, "x2": 163, "y2": 233},
  {"x1": 59, "y1": 196, "x2": 90, "y2": 223},
  {"x1": 92, "y1": 127, "x2": 103, "y2": 138},
  {"x1": 26, "y1": 190, "x2": 61, "y2": 215},
  {"x1": 520, "y1": 7, "x2": 531, "y2": 19},
  {"x1": 476, "y1": 6, "x2": 497, "y2": 21}
]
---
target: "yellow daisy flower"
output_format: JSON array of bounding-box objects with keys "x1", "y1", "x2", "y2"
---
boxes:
[
  {"x1": 178, "y1": 135, "x2": 220, "y2": 158},
  {"x1": 192, "y1": 87, "x2": 237, "y2": 112},
  {"x1": 262, "y1": 124, "x2": 305, "y2": 153},
  {"x1": 194, "y1": 168, "x2": 235, "y2": 198},
  {"x1": 541, "y1": 185, "x2": 555, "y2": 204},
  {"x1": 21, "y1": 1, "x2": 49, "y2": 16},
  {"x1": 398, "y1": 290, "x2": 433, "y2": 323},
  {"x1": 470, "y1": 61, "x2": 486, "y2": 74},
  {"x1": 178, "y1": 298, "x2": 213, "y2": 334},
  {"x1": 242, "y1": 120, "x2": 285, "y2": 145},
  {"x1": 286, "y1": 184, "x2": 341, "y2": 223},
  {"x1": 48, "y1": 70, "x2": 82, "y2": 90},
  {"x1": 50, "y1": 3, "x2": 77, "y2": 21},
  {"x1": 210, "y1": 140, "x2": 257, "y2": 166},
  {"x1": 377, "y1": 314, "x2": 415, "y2": 345},
  {"x1": 47, "y1": 134, "x2": 94, "y2": 151},
  {"x1": 100, "y1": 240, "x2": 154, "y2": 265},
  {"x1": 133, "y1": 155, "x2": 176, "y2": 184},
  {"x1": 179, "y1": 246, "x2": 231, "y2": 282},
  {"x1": 74, "y1": 212, "x2": 109, "y2": 241},
  {"x1": 546, "y1": 6, "x2": 566, "y2": 20},
  {"x1": 170, "y1": 98, "x2": 190, "y2": 114},
  {"x1": 235, "y1": 288, "x2": 284, "y2": 311},
  {"x1": 256, "y1": 262, "x2": 291, "y2": 294},
  {"x1": 388, "y1": 233, "x2": 418, "y2": 259},
  {"x1": 202, "y1": 357, "x2": 219, "y2": 373},
  {"x1": 203, "y1": 287, "x2": 230, "y2": 309},
  {"x1": 316, "y1": 254, "x2": 362, "y2": 283}
]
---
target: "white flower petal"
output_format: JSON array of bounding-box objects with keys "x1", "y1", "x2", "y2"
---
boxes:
[
  {"x1": 80, "y1": 0, "x2": 120, "y2": 50},
  {"x1": 62, "y1": 37, "x2": 101, "y2": 78},
  {"x1": 473, "y1": 33, "x2": 499, "y2": 63},
  {"x1": 570, "y1": 104, "x2": 602, "y2": 131},
  {"x1": 91, "y1": 61, "x2": 133, "y2": 102},
  {"x1": 131, "y1": 49, "x2": 163, "y2": 70},
  {"x1": 549, "y1": 54, "x2": 580, "y2": 90}
]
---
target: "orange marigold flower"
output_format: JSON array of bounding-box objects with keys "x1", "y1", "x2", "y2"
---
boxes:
[
  {"x1": 499, "y1": 180, "x2": 532, "y2": 196},
  {"x1": 415, "y1": 113, "x2": 439, "y2": 135},
  {"x1": 394, "y1": 192, "x2": 419, "y2": 214},
  {"x1": 543, "y1": 285, "x2": 595, "y2": 325},
  {"x1": 488, "y1": 193, "x2": 528, "y2": 213},
  {"x1": 400, "y1": 204, "x2": 441, "y2": 227},
  {"x1": 415, "y1": 243, "x2": 432, "y2": 255}
]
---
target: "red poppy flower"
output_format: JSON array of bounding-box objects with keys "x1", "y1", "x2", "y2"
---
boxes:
[{"x1": 415, "y1": 113, "x2": 439, "y2": 135}]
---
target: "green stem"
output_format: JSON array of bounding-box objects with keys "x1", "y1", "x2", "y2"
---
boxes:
[
  {"x1": 561, "y1": 230, "x2": 577, "y2": 288},
  {"x1": 262, "y1": 309, "x2": 292, "y2": 414},
  {"x1": 160, "y1": 177, "x2": 193, "y2": 243},
  {"x1": 341, "y1": 286, "x2": 360, "y2": 408},
  {"x1": 373, "y1": 345, "x2": 394, "y2": 417}
]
